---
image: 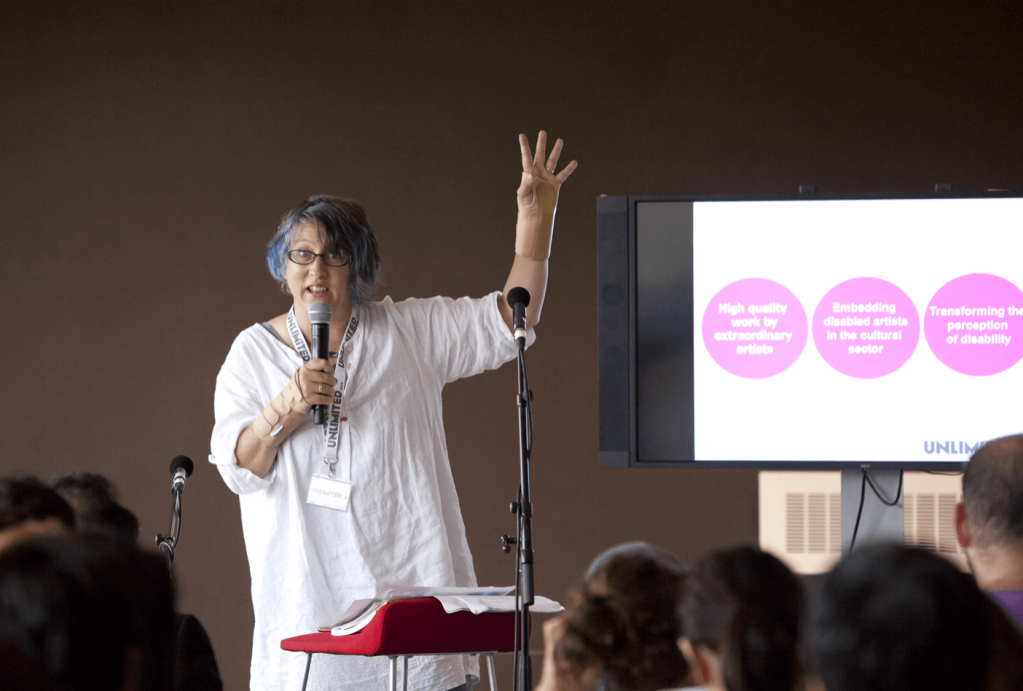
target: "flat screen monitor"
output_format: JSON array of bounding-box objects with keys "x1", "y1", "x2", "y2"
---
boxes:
[{"x1": 596, "y1": 193, "x2": 1023, "y2": 469}]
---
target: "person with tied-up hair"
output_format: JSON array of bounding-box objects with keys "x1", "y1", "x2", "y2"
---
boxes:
[
  {"x1": 210, "y1": 132, "x2": 576, "y2": 691},
  {"x1": 536, "y1": 542, "x2": 690, "y2": 691}
]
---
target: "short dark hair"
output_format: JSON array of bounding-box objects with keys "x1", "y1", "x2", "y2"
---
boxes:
[
  {"x1": 51, "y1": 471, "x2": 139, "y2": 543},
  {"x1": 677, "y1": 545, "x2": 803, "y2": 691},
  {"x1": 963, "y1": 434, "x2": 1023, "y2": 548},
  {"x1": 807, "y1": 543, "x2": 1023, "y2": 691},
  {"x1": 0, "y1": 477, "x2": 74, "y2": 532},
  {"x1": 266, "y1": 195, "x2": 382, "y2": 307},
  {"x1": 561, "y1": 547, "x2": 689, "y2": 691},
  {"x1": 51, "y1": 471, "x2": 117, "y2": 502}
]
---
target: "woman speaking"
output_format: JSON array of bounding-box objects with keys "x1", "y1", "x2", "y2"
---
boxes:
[{"x1": 210, "y1": 132, "x2": 576, "y2": 691}]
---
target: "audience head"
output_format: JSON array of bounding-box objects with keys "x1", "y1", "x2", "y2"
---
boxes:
[
  {"x1": 0, "y1": 532, "x2": 176, "y2": 691},
  {"x1": 676, "y1": 545, "x2": 802, "y2": 691},
  {"x1": 51, "y1": 471, "x2": 140, "y2": 543},
  {"x1": 956, "y1": 435, "x2": 1023, "y2": 577},
  {"x1": 557, "y1": 543, "x2": 689, "y2": 691},
  {"x1": 0, "y1": 478, "x2": 74, "y2": 552},
  {"x1": 807, "y1": 543, "x2": 1023, "y2": 691}
]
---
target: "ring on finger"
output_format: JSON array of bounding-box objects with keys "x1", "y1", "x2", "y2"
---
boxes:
[{"x1": 318, "y1": 384, "x2": 323, "y2": 393}]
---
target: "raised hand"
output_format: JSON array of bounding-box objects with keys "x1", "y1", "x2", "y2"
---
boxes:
[{"x1": 515, "y1": 130, "x2": 578, "y2": 260}]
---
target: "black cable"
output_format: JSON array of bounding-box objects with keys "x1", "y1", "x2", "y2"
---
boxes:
[
  {"x1": 848, "y1": 469, "x2": 867, "y2": 553},
  {"x1": 865, "y1": 470, "x2": 903, "y2": 507},
  {"x1": 518, "y1": 350, "x2": 532, "y2": 457},
  {"x1": 849, "y1": 469, "x2": 904, "y2": 553}
]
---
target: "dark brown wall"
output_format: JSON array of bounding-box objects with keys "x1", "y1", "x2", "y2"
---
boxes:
[{"x1": 2, "y1": 2, "x2": 1021, "y2": 688}]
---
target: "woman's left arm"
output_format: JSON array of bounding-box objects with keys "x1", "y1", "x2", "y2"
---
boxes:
[{"x1": 500, "y1": 131, "x2": 578, "y2": 331}]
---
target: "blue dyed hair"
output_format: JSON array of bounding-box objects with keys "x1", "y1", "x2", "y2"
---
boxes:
[{"x1": 267, "y1": 195, "x2": 382, "y2": 307}]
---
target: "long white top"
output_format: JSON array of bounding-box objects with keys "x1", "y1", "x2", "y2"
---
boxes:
[{"x1": 210, "y1": 292, "x2": 530, "y2": 691}]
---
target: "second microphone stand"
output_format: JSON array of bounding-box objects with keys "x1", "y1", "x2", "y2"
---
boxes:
[
  {"x1": 156, "y1": 482, "x2": 183, "y2": 571},
  {"x1": 510, "y1": 339, "x2": 535, "y2": 691}
]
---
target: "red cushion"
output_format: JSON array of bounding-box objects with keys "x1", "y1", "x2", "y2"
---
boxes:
[{"x1": 281, "y1": 597, "x2": 525, "y2": 656}]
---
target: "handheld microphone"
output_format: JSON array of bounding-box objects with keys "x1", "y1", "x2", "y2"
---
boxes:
[
  {"x1": 170, "y1": 455, "x2": 194, "y2": 492},
  {"x1": 507, "y1": 287, "x2": 531, "y2": 346},
  {"x1": 309, "y1": 301, "x2": 332, "y2": 425}
]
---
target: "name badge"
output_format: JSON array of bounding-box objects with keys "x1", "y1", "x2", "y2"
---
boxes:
[{"x1": 307, "y1": 475, "x2": 354, "y2": 512}]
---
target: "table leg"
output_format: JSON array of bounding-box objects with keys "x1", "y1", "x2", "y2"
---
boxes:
[
  {"x1": 486, "y1": 653, "x2": 497, "y2": 691},
  {"x1": 302, "y1": 653, "x2": 312, "y2": 691}
]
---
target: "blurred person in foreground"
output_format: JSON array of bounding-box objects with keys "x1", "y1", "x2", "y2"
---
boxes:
[
  {"x1": 210, "y1": 132, "x2": 576, "y2": 691},
  {"x1": 675, "y1": 546, "x2": 803, "y2": 691},
  {"x1": 52, "y1": 470, "x2": 224, "y2": 691},
  {"x1": 52, "y1": 470, "x2": 140, "y2": 542},
  {"x1": 806, "y1": 543, "x2": 1023, "y2": 691},
  {"x1": 955, "y1": 433, "x2": 1023, "y2": 626},
  {"x1": 0, "y1": 532, "x2": 176, "y2": 691},
  {"x1": 536, "y1": 542, "x2": 690, "y2": 691},
  {"x1": 0, "y1": 477, "x2": 73, "y2": 553}
]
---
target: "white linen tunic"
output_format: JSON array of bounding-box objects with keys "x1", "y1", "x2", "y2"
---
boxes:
[{"x1": 210, "y1": 292, "x2": 530, "y2": 691}]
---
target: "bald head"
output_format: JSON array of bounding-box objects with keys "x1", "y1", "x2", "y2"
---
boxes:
[{"x1": 963, "y1": 434, "x2": 1023, "y2": 549}]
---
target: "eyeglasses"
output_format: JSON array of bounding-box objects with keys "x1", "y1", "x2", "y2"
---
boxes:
[{"x1": 287, "y1": 249, "x2": 350, "y2": 267}]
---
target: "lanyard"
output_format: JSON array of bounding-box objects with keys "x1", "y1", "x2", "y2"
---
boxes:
[{"x1": 287, "y1": 305, "x2": 359, "y2": 477}]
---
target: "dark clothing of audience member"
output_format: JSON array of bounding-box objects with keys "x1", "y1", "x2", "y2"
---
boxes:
[
  {"x1": 988, "y1": 590, "x2": 1023, "y2": 629},
  {"x1": 175, "y1": 614, "x2": 223, "y2": 691},
  {"x1": 807, "y1": 543, "x2": 1023, "y2": 691},
  {"x1": 955, "y1": 434, "x2": 1023, "y2": 628},
  {"x1": 0, "y1": 641, "x2": 59, "y2": 691},
  {"x1": 0, "y1": 532, "x2": 177, "y2": 691}
]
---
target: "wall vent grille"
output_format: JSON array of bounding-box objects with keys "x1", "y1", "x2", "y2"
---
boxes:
[{"x1": 761, "y1": 472, "x2": 966, "y2": 574}]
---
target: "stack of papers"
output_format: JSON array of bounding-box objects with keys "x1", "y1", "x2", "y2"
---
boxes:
[{"x1": 318, "y1": 586, "x2": 563, "y2": 636}]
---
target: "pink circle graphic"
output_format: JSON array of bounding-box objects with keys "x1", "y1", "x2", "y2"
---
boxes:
[
  {"x1": 702, "y1": 278, "x2": 808, "y2": 379},
  {"x1": 924, "y1": 274, "x2": 1023, "y2": 376},
  {"x1": 812, "y1": 278, "x2": 920, "y2": 378}
]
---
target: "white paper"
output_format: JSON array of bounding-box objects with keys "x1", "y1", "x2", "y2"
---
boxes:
[
  {"x1": 433, "y1": 595, "x2": 563, "y2": 615},
  {"x1": 327, "y1": 586, "x2": 518, "y2": 635}
]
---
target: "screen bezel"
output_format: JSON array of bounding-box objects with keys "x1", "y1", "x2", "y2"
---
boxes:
[{"x1": 598, "y1": 191, "x2": 1022, "y2": 470}]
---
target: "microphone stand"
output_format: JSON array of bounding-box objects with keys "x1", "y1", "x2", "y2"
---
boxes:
[
  {"x1": 512, "y1": 339, "x2": 534, "y2": 691},
  {"x1": 157, "y1": 483, "x2": 183, "y2": 572}
]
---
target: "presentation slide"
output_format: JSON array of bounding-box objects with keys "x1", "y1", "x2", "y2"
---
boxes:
[{"x1": 693, "y1": 198, "x2": 1023, "y2": 462}]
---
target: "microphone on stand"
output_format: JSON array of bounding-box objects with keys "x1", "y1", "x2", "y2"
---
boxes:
[
  {"x1": 309, "y1": 301, "x2": 332, "y2": 425},
  {"x1": 507, "y1": 287, "x2": 531, "y2": 347},
  {"x1": 170, "y1": 455, "x2": 194, "y2": 492},
  {"x1": 157, "y1": 455, "x2": 194, "y2": 572}
]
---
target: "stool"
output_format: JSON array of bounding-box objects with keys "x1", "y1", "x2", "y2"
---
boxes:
[{"x1": 281, "y1": 597, "x2": 525, "y2": 691}]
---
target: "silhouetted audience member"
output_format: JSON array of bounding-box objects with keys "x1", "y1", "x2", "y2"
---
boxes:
[
  {"x1": 537, "y1": 542, "x2": 689, "y2": 691},
  {"x1": 51, "y1": 471, "x2": 140, "y2": 542},
  {"x1": 806, "y1": 543, "x2": 1023, "y2": 691},
  {"x1": 956, "y1": 433, "x2": 1023, "y2": 626},
  {"x1": 51, "y1": 470, "x2": 224, "y2": 691},
  {"x1": 676, "y1": 545, "x2": 803, "y2": 691},
  {"x1": 0, "y1": 532, "x2": 177, "y2": 691},
  {"x1": 0, "y1": 477, "x2": 74, "y2": 552}
]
